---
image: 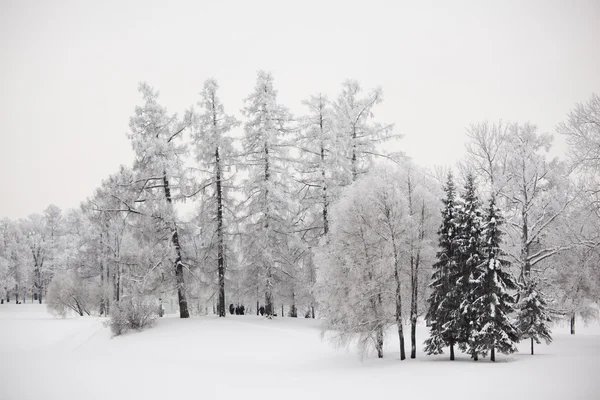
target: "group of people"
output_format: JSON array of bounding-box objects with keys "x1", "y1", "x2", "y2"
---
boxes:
[{"x1": 229, "y1": 304, "x2": 245, "y2": 315}]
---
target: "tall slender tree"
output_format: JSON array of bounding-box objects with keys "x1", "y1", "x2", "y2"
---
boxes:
[
  {"x1": 127, "y1": 83, "x2": 192, "y2": 318},
  {"x1": 240, "y1": 71, "x2": 294, "y2": 318},
  {"x1": 193, "y1": 79, "x2": 239, "y2": 317}
]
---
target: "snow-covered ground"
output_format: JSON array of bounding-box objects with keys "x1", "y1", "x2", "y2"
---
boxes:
[{"x1": 1, "y1": 304, "x2": 599, "y2": 400}]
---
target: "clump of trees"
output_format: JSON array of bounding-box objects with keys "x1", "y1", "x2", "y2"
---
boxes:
[{"x1": 0, "y1": 75, "x2": 597, "y2": 357}]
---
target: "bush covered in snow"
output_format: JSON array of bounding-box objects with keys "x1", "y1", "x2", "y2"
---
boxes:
[
  {"x1": 109, "y1": 297, "x2": 158, "y2": 336},
  {"x1": 47, "y1": 272, "x2": 96, "y2": 318}
]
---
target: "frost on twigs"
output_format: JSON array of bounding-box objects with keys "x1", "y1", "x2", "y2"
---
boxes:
[{"x1": 109, "y1": 297, "x2": 158, "y2": 336}]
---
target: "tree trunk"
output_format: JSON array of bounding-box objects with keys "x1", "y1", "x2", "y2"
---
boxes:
[
  {"x1": 320, "y1": 140, "x2": 329, "y2": 235},
  {"x1": 391, "y1": 238, "x2": 406, "y2": 360},
  {"x1": 376, "y1": 326, "x2": 384, "y2": 359},
  {"x1": 450, "y1": 342, "x2": 455, "y2": 361},
  {"x1": 263, "y1": 141, "x2": 274, "y2": 319},
  {"x1": 531, "y1": 337, "x2": 534, "y2": 355},
  {"x1": 215, "y1": 147, "x2": 226, "y2": 318},
  {"x1": 265, "y1": 270, "x2": 273, "y2": 318},
  {"x1": 163, "y1": 173, "x2": 189, "y2": 319},
  {"x1": 491, "y1": 347, "x2": 495, "y2": 362},
  {"x1": 351, "y1": 126, "x2": 357, "y2": 181},
  {"x1": 100, "y1": 232, "x2": 106, "y2": 316},
  {"x1": 520, "y1": 192, "x2": 531, "y2": 280},
  {"x1": 570, "y1": 313, "x2": 576, "y2": 334}
]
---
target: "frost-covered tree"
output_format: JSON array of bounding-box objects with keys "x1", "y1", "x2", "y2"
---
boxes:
[
  {"x1": 404, "y1": 165, "x2": 438, "y2": 358},
  {"x1": 463, "y1": 122, "x2": 574, "y2": 280},
  {"x1": 296, "y1": 93, "x2": 343, "y2": 237},
  {"x1": 22, "y1": 214, "x2": 49, "y2": 303},
  {"x1": 550, "y1": 192, "x2": 600, "y2": 334},
  {"x1": 316, "y1": 176, "x2": 389, "y2": 358},
  {"x1": 470, "y1": 195, "x2": 519, "y2": 361},
  {"x1": 557, "y1": 93, "x2": 600, "y2": 174},
  {"x1": 517, "y1": 277, "x2": 553, "y2": 355},
  {"x1": 193, "y1": 78, "x2": 239, "y2": 317},
  {"x1": 425, "y1": 173, "x2": 460, "y2": 360},
  {"x1": 47, "y1": 271, "x2": 96, "y2": 317},
  {"x1": 240, "y1": 71, "x2": 295, "y2": 318},
  {"x1": 318, "y1": 163, "x2": 436, "y2": 359},
  {"x1": 0, "y1": 219, "x2": 29, "y2": 303},
  {"x1": 84, "y1": 166, "x2": 138, "y2": 308},
  {"x1": 126, "y1": 83, "x2": 193, "y2": 318},
  {"x1": 333, "y1": 80, "x2": 393, "y2": 183}
]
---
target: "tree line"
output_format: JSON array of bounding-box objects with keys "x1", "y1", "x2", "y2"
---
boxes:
[{"x1": 0, "y1": 73, "x2": 598, "y2": 358}]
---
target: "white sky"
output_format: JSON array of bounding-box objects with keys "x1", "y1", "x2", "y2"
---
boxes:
[{"x1": 1, "y1": 0, "x2": 599, "y2": 219}]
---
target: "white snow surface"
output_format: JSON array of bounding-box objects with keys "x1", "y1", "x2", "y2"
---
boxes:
[{"x1": 1, "y1": 304, "x2": 599, "y2": 400}]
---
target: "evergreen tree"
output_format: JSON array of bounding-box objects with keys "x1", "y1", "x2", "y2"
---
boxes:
[
  {"x1": 470, "y1": 195, "x2": 519, "y2": 361},
  {"x1": 424, "y1": 172, "x2": 460, "y2": 360},
  {"x1": 453, "y1": 173, "x2": 484, "y2": 360},
  {"x1": 517, "y1": 278, "x2": 553, "y2": 355}
]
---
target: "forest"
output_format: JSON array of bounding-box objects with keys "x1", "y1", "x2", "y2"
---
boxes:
[{"x1": 1, "y1": 72, "x2": 599, "y2": 361}]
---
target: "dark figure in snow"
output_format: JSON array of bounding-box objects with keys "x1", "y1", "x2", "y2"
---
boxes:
[
  {"x1": 158, "y1": 299, "x2": 164, "y2": 317},
  {"x1": 229, "y1": 304, "x2": 235, "y2": 315},
  {"x1": 259, "y1": 306, "x2": 265, "y2": 316},
  {"x1": 1, "y1": 299, "x2": 4, "y2": 304},
  {"x1": 240, "y1": 305, "x2": 245, "y2": 315}
]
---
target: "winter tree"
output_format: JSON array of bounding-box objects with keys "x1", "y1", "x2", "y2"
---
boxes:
[
  {"x1": 464, "y1": 122, "x2": 574, "y2": 280},
  {"x1": 425, "y1": 172, "x2": 461, "y2": 360},
  {"x1": 470, "y1": 195, "x2": 519, "y2": 361},
  {"x1": 557, "y1": 93, "x2": 600, "y2": 174},
  {"x1": 333, "y1": 80, "x2": 394, "y2": 183},
  {"x1": 316, "y1": 174, "x2": 390, "y2": 358},
  {"x1": 517, "y1": 277, "x2": 553, "y2": 355},
  {"x1": 454, "y1": 174, "x2": 485, "y2": 360},
  {"x1": 126, "y1": 83, "x2": 193, "y2": 318},
  {"x1": 240, "y1": 71, "x2": 295, "y2": 318},
  {"x1": 192, "y1": 78, "x2": 240, "y2": 317}
]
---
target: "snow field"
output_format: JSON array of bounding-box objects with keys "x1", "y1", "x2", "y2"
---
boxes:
[{"x1": 1, "y1": 304, "x2": 599, "y2": 400}]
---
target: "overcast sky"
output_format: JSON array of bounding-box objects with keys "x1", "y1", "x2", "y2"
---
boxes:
[{"x1": 1, "y1": 0, "x2": 599, "y2": 219}]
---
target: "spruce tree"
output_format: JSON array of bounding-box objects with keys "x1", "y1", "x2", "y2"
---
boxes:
[
  {"x1": 517, "y1": 278, "x2": 553, "y2": 355},
  {"x1": 470, "y1": 195, "x2": 519, "y2": 361},
  {"x1": 424, "y1": 172, "x2": 460, "y2": 360},
  {"x1": 453, "y1": 173, "x2": 484, "y2": 360}
]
